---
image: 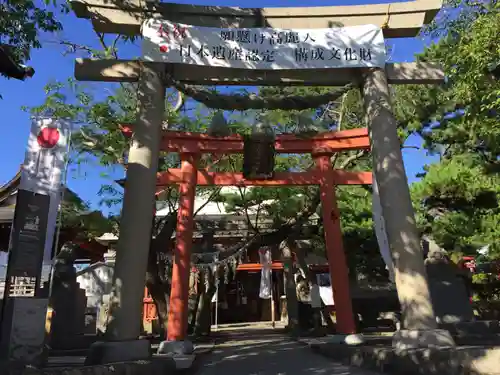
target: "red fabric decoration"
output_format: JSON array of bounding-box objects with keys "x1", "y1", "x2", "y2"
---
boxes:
[{"x1": 37, "y1": 127, "x2": 60, "y2": 149}]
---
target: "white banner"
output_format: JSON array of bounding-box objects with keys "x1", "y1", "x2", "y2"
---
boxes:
[
  {"x1": 372, "y1": 174, "x2": 394, "y2": 282},
  {"x1": 20, "y1": 118, "x2": 71, "y2": 266},
  {"x1": 142, "y1": 20, "x2": 386, "y2": 70},
  {"x1": 259, "y1": 247, "x2": 272, "y2": 299}
]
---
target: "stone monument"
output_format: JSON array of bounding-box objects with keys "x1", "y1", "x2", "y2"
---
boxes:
[
  {"x1": 424, "y1": 246, "x2": 474, "y2": 324},
  {"x1": 48, "y1": 242, "x2": 88, "y2": 350}
]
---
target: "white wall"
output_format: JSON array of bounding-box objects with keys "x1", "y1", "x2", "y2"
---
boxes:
[{"x1": 76, "y1": 262, "x2": 114, "y2": 312}]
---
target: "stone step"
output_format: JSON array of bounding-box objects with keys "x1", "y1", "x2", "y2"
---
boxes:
[
  {"x1": 440, "y1": 320, "x2": 500, "y2": 336},
  {"x1": 311, "y1": 342, "x2": 500, "y2": 375},
  {"x1": 455, "y1": 334, "x2": 500, "y2": 346},
  {"x1": 154, "y1": 354, "x2": 195, "y2": 370}
]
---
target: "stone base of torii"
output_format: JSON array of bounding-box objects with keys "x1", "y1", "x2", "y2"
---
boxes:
[{"x1": 70, "y1": 0, "x2": 455, "y2": 365}]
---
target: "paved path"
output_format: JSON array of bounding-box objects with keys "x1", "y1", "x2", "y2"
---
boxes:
[{"x1": 196, "y1": 329, "x2": 379, "y2": 375}]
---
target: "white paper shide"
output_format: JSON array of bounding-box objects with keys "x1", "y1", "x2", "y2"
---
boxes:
[
  {"x1": 142, "y1": 19, "x2": 386, "y2": 70},
  {"x1": 259, "y1": 247, "x2": 272, "y2": 299}
]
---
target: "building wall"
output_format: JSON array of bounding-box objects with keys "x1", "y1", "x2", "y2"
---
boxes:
[{"x1": 76, "y1": 262, "x2": 114, "y2": 313}]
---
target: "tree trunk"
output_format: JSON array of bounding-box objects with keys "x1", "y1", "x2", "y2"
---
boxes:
[
  {"x1": 147, "y1": 212, "x2": 177, "y2": 331},
  {"x1": 145, "y1": 270, "x2": 170, "y2": 336},
  {"x1": 146, "y1": 244, "x2": 170, "y2": 333},
  {"x1": 187, "y1": 271, "x2": 201, "y2": 334},
  {"x1": 280, "y1": 239, "x2": 300, "y2": 335},
  {"x1": 194, "y1": 272, "x2": 216, "y2": 337},
  {"x1": 292, "y1": 240, "x2": 333, "y2": 332}
]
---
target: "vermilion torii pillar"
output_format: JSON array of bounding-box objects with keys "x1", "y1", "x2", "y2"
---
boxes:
[
  {"x1": 167, "y1": 154, "x2": 198, "y2": 341},
  {"x1": 315, "y1": 154, "x2": 357, "y2": 334}
]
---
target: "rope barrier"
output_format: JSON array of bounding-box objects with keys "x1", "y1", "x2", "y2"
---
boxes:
[{"x1": 164, "y1": 73, "x2": 355, "y2": 111}]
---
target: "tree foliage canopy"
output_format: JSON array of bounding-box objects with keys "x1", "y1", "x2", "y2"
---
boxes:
[
  {"x1": 395, "y1": 2, "x2": 500, "y2": 259},
  {"x1": 395, "y1": 3, "x2": 500, "y2": 160},
  {"x1": 0, "y1": 0, "x2": 62, "y2": 62},
  {"x1": 411, "y1": 154, "x2": 500, "y2": 256}
]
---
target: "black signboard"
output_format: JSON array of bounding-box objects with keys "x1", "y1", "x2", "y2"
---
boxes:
[
  {"x1": 0, "y1": 189, "x2": 51, "y2": 363},
  {"x1": 6, "y1": 189, "x2": 50, "y2": 282},
  {"x1": 0, "y1": 189, "x2": 50, "y2": 309}
]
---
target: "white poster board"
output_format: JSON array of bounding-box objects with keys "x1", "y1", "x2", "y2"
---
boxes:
[
  {"x1": 316, "y1": 273, "x2": 334, "y2": 306},
  {"x1": 142, "y1": 20, "x2": 386, "y2": 70}
]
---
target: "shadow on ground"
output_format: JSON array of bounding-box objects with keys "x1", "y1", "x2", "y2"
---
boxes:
[{"x1": 198, "y1": 329, "x2": 376, "y2": 375}]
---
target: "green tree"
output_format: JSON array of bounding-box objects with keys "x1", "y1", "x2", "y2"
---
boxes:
[
  {"x1": 411, "y1": 154, "x2": 500, "y2": 257},
  {"x1": 0, "y1": 0, "x2": 62, "y2": 63},
  {"x1": 394, "y1": 6, "x2": 500, "y2": 160},
  {"x1": 59, "y1": 188, "x2": 115, "y2": 241},
  {"x1": 391, "y1": 4, "x2": 500, "y2": 262}
]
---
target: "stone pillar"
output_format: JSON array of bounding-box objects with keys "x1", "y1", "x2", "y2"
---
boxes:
[
  {"x1": 315, "y1": 155, "x2": 357, "y2": 337},
  {"x1": 48, "y1": 243, "x2": 87, "y2": 350},
  {"x1": 86, "y1": 64, "x2": 165, "y2": 364},
  {"x1": 160, "y1": 153, "x2": 197, "y2": 354},
  {"x1": 361, "y1": 68, "x2": 454, "y2": 349}
]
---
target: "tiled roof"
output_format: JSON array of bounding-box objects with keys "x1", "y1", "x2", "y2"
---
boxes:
[
  {"x1": 0, "y1": 169, "x2": 81, "y2": 223},
  {"x1": 0, "y1": 207, "x2": 15, "y2": 223},
  {"x1": 0, "y1": 44, "x2": 35, "y2": 80},
  {"x1": 0, "y1": 169, "x2": 21, "y2": 206}
]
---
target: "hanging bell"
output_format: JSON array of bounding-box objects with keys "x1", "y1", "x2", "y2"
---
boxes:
[
  {"x1": 243, "y1": 118, "x2": 276, "y2": 180},
  {"x1": 295, "y1": 112, "x2": 320, "y2": 138},
  {"x1": 207, "y1": 110, "x2": 230, "y2": 137}
]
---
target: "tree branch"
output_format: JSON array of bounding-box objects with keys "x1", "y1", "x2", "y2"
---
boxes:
[
  {"x1": 228, "y1": 157, "x2": 258, "y2": 233},
  {"x1": 110, "y1": 35, "x2": 120, "y2": 59},
  {"x1": 402, "y1": 145, "x2": 421, "y2": 150},
  {"x1": 96, "y1": 32, "x2": 108, "y2": 54},
  {"x1": 254, "y1": 202, "x2": 263, "y2": 231},
  {"x1": 193, "y1": 187, "x2": 222, "y2": 217},
  {"x1": 337, "y1": 150, "x2": 367, "y2": 169},
  {"x1": 58, "y1": 41, "x2": 97, "y2": 56}
]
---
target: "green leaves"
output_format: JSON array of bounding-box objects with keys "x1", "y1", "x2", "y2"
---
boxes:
[
  {"x1": 396, "y1": 8, "x2": 500, "y2": 161},
  {"x1": 399, "y1": 6, "x2": 500, "y2": 259},
  {"x1": 411, "y1": 155, "x2": 500, "y2": 256},
  {"x1": 0, "y1": 0, "x2": 62, "y2": 62}
]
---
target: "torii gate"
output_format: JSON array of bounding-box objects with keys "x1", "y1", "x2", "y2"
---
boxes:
[
  {"x1": 69, "y1": 0, "x2": 455, "y2": 364},
  {"x1": 121, "y1": 126, "x2": 372, "y2": 339}
]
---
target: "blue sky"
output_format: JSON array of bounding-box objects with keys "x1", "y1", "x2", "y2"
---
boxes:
[{"x1": 0, "y1": 0, "x2": 439, "y2": 214}]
